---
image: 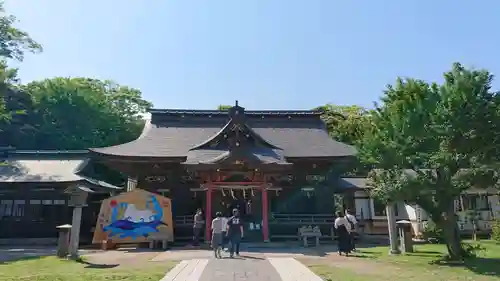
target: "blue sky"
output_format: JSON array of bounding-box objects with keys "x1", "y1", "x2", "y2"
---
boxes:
[{"x1": 4, "y1": 0, "x2": 500, "y2": 110}]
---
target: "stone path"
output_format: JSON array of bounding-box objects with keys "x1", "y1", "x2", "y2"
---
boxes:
[
  {"x1": 159, "y1": 256, "x2": 322, "y2": 281},
  {"x1": 269, "y1": 257, "x2": 323, "y2": 281}
]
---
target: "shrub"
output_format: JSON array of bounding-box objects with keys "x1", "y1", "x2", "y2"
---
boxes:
[
  {"x1": 491, "y1": 218, "x2": 500, "y2": 243},
  {"x1": 422, "y1": 220, "x2": 444, "y2": 243}
]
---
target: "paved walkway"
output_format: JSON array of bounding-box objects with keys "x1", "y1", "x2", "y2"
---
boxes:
[{"x1": 159, "y1": 256, "x2": 322, "y2": 281}]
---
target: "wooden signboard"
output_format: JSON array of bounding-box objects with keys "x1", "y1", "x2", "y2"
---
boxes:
[{"x1": 92, "y1": 188, "x2": 174, "y2": 244}]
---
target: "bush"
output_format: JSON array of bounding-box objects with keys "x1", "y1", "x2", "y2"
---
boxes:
[
  {"x1": 460, "y1": 242, "x2": 485, "y2": 258},
  {"x1": 433, "y1": 243, "x2": 485, "y2": 264},
  {"x1": 422, "y1": 220, "x2": 445, "y2": 243},
  {"x1": 491, "y1": 218, "x2": 500, "y2": 243}
]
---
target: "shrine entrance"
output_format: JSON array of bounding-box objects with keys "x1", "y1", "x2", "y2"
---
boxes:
[
  {"x1": 204, "y1": 181, "x2": 270, "y2": 243},
  {"x1": 210, "y1": 184, "x2": 264, "y2": 241}
]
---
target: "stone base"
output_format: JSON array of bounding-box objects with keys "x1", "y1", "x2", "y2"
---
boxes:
[{"x1": 389, "y1": 249, "x2": 401, "y2": 255}]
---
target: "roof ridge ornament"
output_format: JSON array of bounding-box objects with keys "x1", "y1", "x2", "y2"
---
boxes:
[{"x1": 229, "y1": 100, "x2": 245, "y2": 121}]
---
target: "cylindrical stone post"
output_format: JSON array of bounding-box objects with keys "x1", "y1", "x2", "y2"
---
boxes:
[{"x1": 56, "y1": 224, "x2": 72, "y2": 258}]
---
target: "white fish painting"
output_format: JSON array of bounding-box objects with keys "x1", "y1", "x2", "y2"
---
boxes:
[{"x1": 122, "y1": 204, "x2": 156, "y2": 223}]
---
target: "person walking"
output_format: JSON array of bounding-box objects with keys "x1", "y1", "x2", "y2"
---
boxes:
[
  {"x1": 220, "y1": 214, "x2": 229, "y2": 250},
  {"x1": 226, "y1": 208, "x2": 244, "y2": 258},
  {"x1": 211, "y1": 212, "x2": 224, "y2": 258},
  {"x1": 192, "y1": 208, "x2": 204, "y2": 246},
  {"x1": 345, "y1": 209, "x2": 358, "y2": 251},
  {"x1": 334, "y1": 211, "x2": 352, "y2": 256}
]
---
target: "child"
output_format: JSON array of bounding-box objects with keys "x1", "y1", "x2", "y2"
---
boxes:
[{"x1": 211, "y1": 212, "x2": 224, "y2": 258}]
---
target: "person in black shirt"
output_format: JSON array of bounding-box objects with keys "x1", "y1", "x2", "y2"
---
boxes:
[
  {"x1": 226, "y1": 208, "x2": 244, "y2": 258},
  {"x1": 192, "y1": 208, "x2": 204, "y2": 246}
]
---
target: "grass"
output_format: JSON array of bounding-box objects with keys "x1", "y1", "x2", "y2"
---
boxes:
[
  {"x1": 306, "y1": 240, "x2": 500, "y2": 281},
  {"x1": 0, "y1": 256, "x2": 178, "y2": 281}
]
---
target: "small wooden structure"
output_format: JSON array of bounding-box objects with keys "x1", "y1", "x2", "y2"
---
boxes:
[{"x1": 298, "y1": 225, "x2": 322, "y2": 247}]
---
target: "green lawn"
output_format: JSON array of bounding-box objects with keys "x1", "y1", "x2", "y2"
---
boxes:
[
  {"x1": 306, "y1": 240, "x2": 500, "y2": 281},
  {"x1": 0, "y1": 256, "x2": 177, "y2": 281}
]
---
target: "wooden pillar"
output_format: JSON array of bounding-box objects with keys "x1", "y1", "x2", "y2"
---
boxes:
[
  {"x1": 205, "y1": 184, "x2": 213, "y2": 243},
  {"x1": 262, "y1": 185, "x2": 270, "y2": 242},
  {"x1": 386, "y1": 203, "x2": 400, "y2": 255}
]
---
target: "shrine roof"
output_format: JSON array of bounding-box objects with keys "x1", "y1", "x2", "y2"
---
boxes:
[
  {"x1": 90, "y1": 105, "x2": 357, "y2": 159},
  {"x1": 338, "y1": 177, "x2": 368, "y2": 190},
  {"x1": 0, "y1": 150, "x2": 122, "y2": 190},
  {"x1": 184, "y1": 147, "x2": 290, "y2": 166}
]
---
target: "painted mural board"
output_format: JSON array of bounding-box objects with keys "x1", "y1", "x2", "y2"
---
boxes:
[{"x1": 92, "y1": 188, "x2": 174, "y2": 244}]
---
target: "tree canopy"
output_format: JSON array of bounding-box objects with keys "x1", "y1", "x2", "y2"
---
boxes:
[
  {"x1": 0, "y1": 4, "x2": 152, "y2": 150},
  {"x1": 21, "y1": 78, "x2": 152, "y2": 150},
  {"x1": 0, "y1": 1, "x2": 42, "y2": 61},
  {"x1": 217, "y1": 104, "x2": 231, "y2": 111},
  {"x1": 359, "y1": 63, "x2": 500, "y2": 259},
  {"x1": 0, "y1": 2, "x2": 42, "y2": 146},
  {"x1": 315, "y1": 104, "x2": 372, "y2": 146}
]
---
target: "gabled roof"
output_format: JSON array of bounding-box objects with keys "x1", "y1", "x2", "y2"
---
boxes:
[
  {"x1": 90, "y1": 104, "x2": 357, "y2": 159},
  {"x1": 184, "y1": 148, "x2": 290, "y2": 166},
  {"x1": 190, "y1": 122, "x2": 281, "y2": 151}
]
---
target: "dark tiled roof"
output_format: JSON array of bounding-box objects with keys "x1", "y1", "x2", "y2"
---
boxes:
[
  {"x1": 0, "y1": 151, "x2": 122, "y2": 190},
  {"x1": 148, "y1": 109, "x2": 322, "y2": 117},
  {"x1": 338, "y1": 177, "x2": 369, "y2": 190},
  {"x1": 90, "y1": 108, "x2": 357, "y2": 159},
  {"x1": 0, "y1": 159, "x2": 88, "y2": 182},
  {"x1": 184, "y1": 148, "x2": 289, "y2": 165}
]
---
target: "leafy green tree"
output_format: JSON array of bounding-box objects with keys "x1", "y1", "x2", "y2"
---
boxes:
[
  {"x1": 0, "y1": 61, "x2": 39, "y2": 148},
  {"x1": 316, "y1": 104, "x2": 372, "y2": 176},
  {"x1": 24, "y1": 78, "x2": 152, "y2": 149},
  {"x1": 217, "y1": 104, "x2": 232, "y2": 111},
  {"x1": 359, "y1": 63, "x2": 500, "y2": 260},
  {"x1": 316, "y1": 104, "x2": 372, "y2": 146},
  {"x1": 0, "y1": 1, "x2": 42, "y2": 147},
  {"x1": 0, "y1": 1, "x2": 42, "y2": 61}
]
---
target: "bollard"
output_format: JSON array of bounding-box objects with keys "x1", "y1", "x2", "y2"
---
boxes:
[{"x1": 56, "y1": 224, "x2": 72, "y2": 258}]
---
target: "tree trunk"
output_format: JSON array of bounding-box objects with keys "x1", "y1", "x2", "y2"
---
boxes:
[{"x1": 438, "y1": 206, "x2": 463, "y2": 260}]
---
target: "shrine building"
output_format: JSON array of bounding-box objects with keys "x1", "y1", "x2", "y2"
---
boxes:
[
  {"x1": 2, "y1": 102, "x2": 497, "y2": 245},
  {"x1": 88, "y1": 101, "x2": 358, "y2": 242}
]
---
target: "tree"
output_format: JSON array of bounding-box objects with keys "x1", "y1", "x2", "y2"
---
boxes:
[
  {"x1": 316, "y1": 104, "x2": 373, "y2": 176},
  {"x1": 359, "y1": 63, "x2": 500, "y2": 260},
  {"x1": 0, "y1": 1, "x2": 42, "y2": 61},
  {"x1": 0, "y1": 61, "x2": 39, "y2": 148},
  {"x1": 316, "y1": 104, "x2": 372, "y2": 146},
  {"x1": 0, "y1": 0, "x2": 42, "y2": 147},
  {"x1": 23, "y1": 78, "x2": 152, "y2": 150},
  {"x1": 217, "y1": 104, "x2": 231, "y2": 111}
]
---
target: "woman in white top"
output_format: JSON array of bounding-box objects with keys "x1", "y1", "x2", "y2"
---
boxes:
[{"x1": 334, "y1": 211, "x2": 352, "y2": 256}]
